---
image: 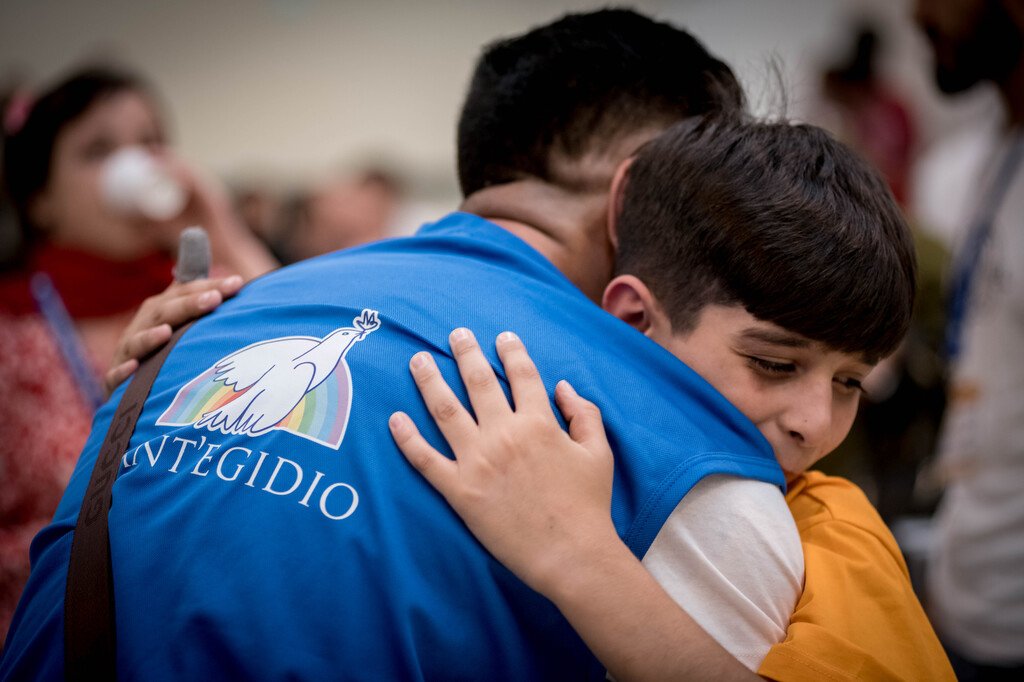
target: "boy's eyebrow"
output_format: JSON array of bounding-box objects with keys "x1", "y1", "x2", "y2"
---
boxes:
[{"x1": 737, "y1": 327, "x2": 811, "y2": 348}]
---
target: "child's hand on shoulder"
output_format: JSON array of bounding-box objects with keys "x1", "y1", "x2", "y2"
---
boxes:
[
  {"x1": 106, "y1": 275, "x2": 243, "y2": 393},
  {"x1": 389, "y1": 328, "x2": 618, "y2": 599}
]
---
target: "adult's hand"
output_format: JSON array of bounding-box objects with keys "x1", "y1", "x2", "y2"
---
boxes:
[{"x1": 105, "y1": 275, "x2": 242, "y2": 394}]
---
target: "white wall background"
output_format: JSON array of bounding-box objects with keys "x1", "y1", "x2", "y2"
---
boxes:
[{"x1": 0, "y1": 0, "x2": 998, "y2": 207}]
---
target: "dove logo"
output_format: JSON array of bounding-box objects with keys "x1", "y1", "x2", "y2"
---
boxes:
[{"x1": 158, "y1": 309, "x2": 381, "y2": 450}]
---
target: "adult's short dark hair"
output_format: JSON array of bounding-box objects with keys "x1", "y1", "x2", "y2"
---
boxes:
[
  {"x1": 2, "y1": 66, "x2": 151, "y2": 236},
  {"x1": 616, "y1": 117, "x2": 916, "y2": 362},
  {"x1": 456, "y1": 8, "x2": 744, "y2": 197}
]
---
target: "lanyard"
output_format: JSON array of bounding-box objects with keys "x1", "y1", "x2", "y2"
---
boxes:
[
  {"x1": 30, "y1": 272, "x2": 106, "y2": 412},
  {"x1": 944, "y1": 134, "x2": 1024, "y2": 361}
]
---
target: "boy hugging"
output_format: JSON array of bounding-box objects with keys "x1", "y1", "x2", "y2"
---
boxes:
[{"x1": 394, "y1": 115, "x2": 953, "y2": 680}]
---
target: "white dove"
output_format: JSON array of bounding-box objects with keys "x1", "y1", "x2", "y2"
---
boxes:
[{"x1": 195, "y1": 309, "x2": 379, "y2": 436}]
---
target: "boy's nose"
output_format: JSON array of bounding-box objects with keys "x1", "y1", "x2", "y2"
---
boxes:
[{"x1": 780, "y1": 382, "x2": 832, "y2": 457}]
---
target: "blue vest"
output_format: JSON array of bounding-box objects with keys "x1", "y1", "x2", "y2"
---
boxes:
[{"x1": 2, "y1": 213, "x2": 783, "y2": 680}]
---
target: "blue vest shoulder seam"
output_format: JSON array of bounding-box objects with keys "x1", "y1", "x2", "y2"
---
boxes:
[{"x1": 622, "y1": 451, "x2": 785, "y2": 557}]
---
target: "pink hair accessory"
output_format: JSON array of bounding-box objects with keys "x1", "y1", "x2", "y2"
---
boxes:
[{"x1": 3, "y1": 89, "x2": 35, "y2": 136}]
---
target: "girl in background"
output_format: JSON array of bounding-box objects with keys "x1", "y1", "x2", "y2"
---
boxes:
[{"x1": 0, "y1": 66, "x2": 275, "y2": 641}]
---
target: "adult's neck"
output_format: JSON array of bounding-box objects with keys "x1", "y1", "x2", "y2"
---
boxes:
[{"x1": 460, "y1": 180, "x2": 614, "y2": 302}]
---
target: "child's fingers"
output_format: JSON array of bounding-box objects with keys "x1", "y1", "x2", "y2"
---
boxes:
[
  {"x1": 449, "y1": 328, "x2": 513, "y2": 420},
  {"x1": 555, "y1": 381, "x2": 611, "y2": 454},
  {"x1": 148, "y1": 275, "x2": 240, "y2": 306},
  {"x1": 191, "y1": 289, "x2": 224, "y2": 315},
  {"x1": 106, "y1": 275, "x2": 243, "y2": 394},
  {"x1": 408, "y1": 351, "x2": 479, "y2": 452},
  {"x1": 109, "y1": 323, "x2": 174, "y2": 372},
  {"x1": 131, "y1": 281, "x2": 222, "y2": 332},
  {"x1": 495, "y1": 332, "x2": 553, "y2": 417},
  {"x1": 212, "y1": 274, "x2": 244, "y2": 297},
  {"x1": 104, "y1": 359, "x2": 139, "y2": 394},
  {"x1": 152, "y1": 275, "x2": 241, "y2": 319},
  {"x1": 130, "y1": 324, "x2": 173, "y2": 361},
  {"x1": 179, "y1": 274, "x2": 243, "y2": 296},
  {"x1": 389, "y1": 411, "x2": 459, "y2": 499},
  {"x1": 148, "y1": 289, "x2": 223, "y2": 331},
  {"x1": 158, "y1": 275, "x2": 241, "y2": 326}
]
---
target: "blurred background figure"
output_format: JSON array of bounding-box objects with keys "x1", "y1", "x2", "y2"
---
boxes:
[
  {"x1": 233, "y1": 167, "x2": 404, "y2": 265},
  {"x1": 818, "y1": 23, "x2": 915, "y2": 205},
  {"x1": 810, "y1": 19, "x2": 949, "y2": 532},
  {"x1": 276, "y1": 167, "x2": 403, "y2": 264},
  {"x1": 913, "y1": 0, "x2": 1024, "y2": 678},
  {"x1": 0, "y1": 65, "x2": 274, "y2": 642},
  {"x1": 233, "y1": 182, "x2": 283, "y2": 259}
]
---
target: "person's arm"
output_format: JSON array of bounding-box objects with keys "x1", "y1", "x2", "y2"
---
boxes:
[
  {"x1": 388, "y1": 327, "x2": 759, "y2": 682},
  {"x1": 639, "y1": 475, "x2": 802, "y2": 671},
  {"x1": 104, "y1": 275, "x2": 242, "y2": 392}
]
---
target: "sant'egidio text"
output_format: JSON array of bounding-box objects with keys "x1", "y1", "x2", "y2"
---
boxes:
[{"x1": 121, "y1": 434, "x2": 359, "y2": 521}]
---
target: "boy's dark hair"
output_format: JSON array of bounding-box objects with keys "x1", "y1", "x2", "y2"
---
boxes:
[
  {"x1": 617, "y1": 117, "x2": 916, "y2": 362},
  {"x1": 457, "y1": 8, "x2": 744, "y2": 197},
  {"x1": 3, "y1": 66, "x2": 151, "y2": 237}
]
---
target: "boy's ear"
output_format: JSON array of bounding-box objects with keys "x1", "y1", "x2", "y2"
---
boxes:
[
  {"x1": 607, "y1": 157, "x2": 635, "y2": 250},
  {"x1": 602, "y1": 274, "x2": 668, "y2": 337}
]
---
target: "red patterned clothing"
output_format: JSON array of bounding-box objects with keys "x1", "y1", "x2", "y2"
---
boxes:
[
  {"x1": 0, "y1": 314, "x2": 95, "y2": 644},
  {"x1": 0, "y1": 243, "x2": 173, "y2": 645}
]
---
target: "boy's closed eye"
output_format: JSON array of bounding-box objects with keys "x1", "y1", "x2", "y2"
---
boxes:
[
  {"x1": 745, "y1": 355, "x2": 868, "y2": 396},
  {"x1": 744, "y1": 355, "x2": 796, "y2": 376}
]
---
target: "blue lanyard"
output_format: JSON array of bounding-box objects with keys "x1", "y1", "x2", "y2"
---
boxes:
[
  {"x1": 945, "y1": 135, "x2": 1024, "y2": 361},
  {"x1": 30, "y1": 272, "x2": 106, "y2": 412}
]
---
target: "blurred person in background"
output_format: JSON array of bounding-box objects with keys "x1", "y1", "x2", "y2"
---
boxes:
[
  {"x1": 278, "y1": 167, "x2": 403, "y2": 264},
  {"x1": 233, "y1": 183, "x2": 285, "y2": 261},
  {"x1": 813, "y1": 21, "x2": 949, "y2": 528},
  {"x1": 0, "y1": 65, "x2": 275, "y2": 643},
  {"x1": 818, "y1": 24, "x2": 915, "y2": 206},
  {"x1": 914, "y1": 0, "x2": 1024, "y2": 678}
]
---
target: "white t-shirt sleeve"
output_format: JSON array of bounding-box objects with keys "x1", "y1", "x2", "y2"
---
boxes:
[{"x1": 640, "y1": 474, "x2": 804, "y2": 671}]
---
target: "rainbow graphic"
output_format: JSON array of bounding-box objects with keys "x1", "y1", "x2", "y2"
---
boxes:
[{"x1": 157, "y1": 310, "x2": 379, "y2": 450}]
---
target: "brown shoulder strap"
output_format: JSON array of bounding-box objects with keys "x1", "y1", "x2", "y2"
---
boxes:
[{"x1": 64, "y1": 322, "x2": 192, "y2": 680}]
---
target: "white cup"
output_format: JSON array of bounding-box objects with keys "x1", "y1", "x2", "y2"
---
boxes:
[{"x1": 101, "y1": 147, "x2": 187, "y2": 221}]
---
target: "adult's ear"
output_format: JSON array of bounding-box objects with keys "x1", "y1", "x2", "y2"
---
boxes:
[
  {"x1": 601, "y1": 274, "x2": 671, "y2": 338},
  {"x1": 606, "y1": 157, "x2": 635, "y2": 251}
]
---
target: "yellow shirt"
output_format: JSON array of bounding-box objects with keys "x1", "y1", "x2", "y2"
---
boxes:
[{"x1": 758, "y1": 472, "x2": 955, "y2": 681}]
